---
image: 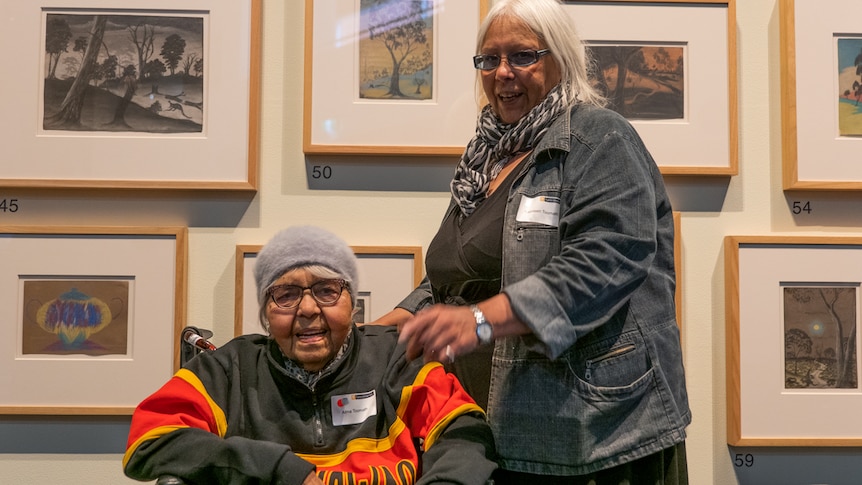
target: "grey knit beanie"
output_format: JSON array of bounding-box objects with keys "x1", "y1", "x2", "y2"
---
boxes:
[{"x1": 254, "y1": 225, "x2": 358, "y2": 307}]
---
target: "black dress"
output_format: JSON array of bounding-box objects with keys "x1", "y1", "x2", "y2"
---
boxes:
[{"x1": 425, "y1": 170, "x2": 515, "y2": 411}]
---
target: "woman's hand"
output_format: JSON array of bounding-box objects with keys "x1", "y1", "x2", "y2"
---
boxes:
[
  {"x1": 399, "y1": 293, "x2": 531, "y2": 362},
  {"x1": 302, "y1": 471, "x2": 325, "y2": 485},
  {"x1": 399, "y1": 305, "x2": 479, "y2": 363}
]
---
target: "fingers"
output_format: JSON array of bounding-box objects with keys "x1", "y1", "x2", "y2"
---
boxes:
[{"x1": 398, "y1": 305, "x2": 475, "y2": 363}]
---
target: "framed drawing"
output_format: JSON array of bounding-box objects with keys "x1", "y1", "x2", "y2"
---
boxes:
[
  {"x1": 235, "y1": 245, "x2": 423, "y2": 336},
  {"x1": 303, "y1": 0, "x2": 488, "y2": 156},
  {"x1": 0, "y1": 226, "x2": 187, "y2": 415},
  {"x1": 780, "y1": 0, "x2": 862, "y2": 190},
  {"x1": 563, "y1": 0, "x2": 737, "y2": 175},
  {"x1": 725, "y1": 236, "x2": 862, "y2": 446},
  {"x1": 0, "y1": 0, "x2": 261, "y2": 190}
]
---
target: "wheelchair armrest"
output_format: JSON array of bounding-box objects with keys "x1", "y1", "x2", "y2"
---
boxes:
[{"x1": 156, "y1": 476, "x2": 186, "y2": 485}]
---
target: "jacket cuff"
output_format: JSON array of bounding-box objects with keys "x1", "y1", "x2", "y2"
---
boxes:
[{"x1": 274, "y1": 453, "x2": 316, "y2": 485}]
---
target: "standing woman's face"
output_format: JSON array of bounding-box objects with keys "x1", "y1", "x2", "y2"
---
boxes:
[
  {"x1": 265, "y1": 268, "x2": 353, "y2": 371},
  {"x1": 479, "y1": 16, "x2": 561, "y2": 124}
]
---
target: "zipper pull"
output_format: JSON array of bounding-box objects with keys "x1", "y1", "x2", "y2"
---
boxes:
[
  {"x1": 585, "y1": 360, "x2": 593, "y2": 381},
  {"x1": 516, "y1": 227, "x2": 524, "y2": 241}
]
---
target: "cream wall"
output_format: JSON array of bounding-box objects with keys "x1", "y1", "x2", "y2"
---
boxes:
[{"x1": 3, "y1": 1, "x2": 862, "y2": 483}]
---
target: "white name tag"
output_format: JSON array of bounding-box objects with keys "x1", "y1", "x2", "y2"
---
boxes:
[
  {"x1": 516, "y1": 195, "x2": 560, "y2": 227},
  {"x1": 331, "y1": 390, "x2": 377, "y2": 426}
]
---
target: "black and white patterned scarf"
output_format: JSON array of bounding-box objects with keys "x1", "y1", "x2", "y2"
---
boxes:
[{"x1": 451, "y1": 83, "x2": 567, "y2": 216}]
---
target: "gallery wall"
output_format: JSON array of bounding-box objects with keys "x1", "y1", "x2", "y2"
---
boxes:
[{"x1": 2, "y1": 1, "x2": 862, "y2": 483}]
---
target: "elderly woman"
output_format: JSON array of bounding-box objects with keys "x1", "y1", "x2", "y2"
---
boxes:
[
  {"x1": 381, "y1": 0, "x2": 691, "y2": 483},
  {"x1": 123, "y1": 226, "x2": 496, "y2": 485}
]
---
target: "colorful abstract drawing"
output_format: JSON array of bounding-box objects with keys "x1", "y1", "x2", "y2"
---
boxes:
[
  {"x1": 783, "y1": 286, "x2": 858, "y2": 390},
  {"x1": 587, "y1": 43, "x2": 685, "y2": 120},
  {"x1": 358, "y1": 0, "x2": 433, "y2": 100},
  {"x1": 43, "y1": 12, "x2": 205, "y2": 133},
  {"x1": 837, "y1": 37, "x2": 862, "y2": 136},
  {"x1": 22, "y1": 279, "x2": 130, "y2": 356}
]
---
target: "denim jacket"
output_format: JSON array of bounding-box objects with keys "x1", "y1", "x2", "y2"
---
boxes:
[{"x1": 399, "y1": 103, "x2": 690, "y2": 476}]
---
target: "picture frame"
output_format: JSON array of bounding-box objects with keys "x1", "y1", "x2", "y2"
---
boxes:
[
  {"x1": 725, "y1": 236, "x2": 862, "y2": 446},
  {"x1": 302, "y1": 0, "x2": 488, "y2": 156},
  {"x1": 562, "y1": 0, "x2": 738, "y2": 175},
  {"x1": 235, "y1": 245, "x2": 423, "y2": 336},
  {"x1": 0, "y1": 226, "x2": 187, "y2": 415},
  {"x1": 780, "y1": 0, "x2": 862, "y2": 190},
  {"x1": 0, "y1": 0, "x2": 261, "y2": 191}
]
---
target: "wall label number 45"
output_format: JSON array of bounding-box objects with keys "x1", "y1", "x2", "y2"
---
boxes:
[{"x1": 0, "y1": 199, "x2": 19, "y2": 213}]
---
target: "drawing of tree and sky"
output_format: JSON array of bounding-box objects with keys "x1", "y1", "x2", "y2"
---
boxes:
[
  {"x1": 358, "y1": 0, "x2": 433, "y2": 100},
  {"x1": 587, "y1": 43, "x2": 685, "y2": 120},
  {"x1": 837, "y1": 37, "x2": 862, "y2": 136},
  {"x1": 43, "y1": 11, "x2": 205, "y2": 133},
  {"x1": 783, "y1": 286, "x2": 858, "y2": 390}
]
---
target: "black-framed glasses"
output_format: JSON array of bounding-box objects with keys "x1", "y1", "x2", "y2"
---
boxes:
[
  {"x1": 473, "y1": 49, "x2": 550, "y2": 70},
  {"x1": 267, "y1": 279, "x2": 349, "y2": 309}
]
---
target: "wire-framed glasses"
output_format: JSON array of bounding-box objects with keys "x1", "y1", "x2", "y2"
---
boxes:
[
  {"x1": 473, "y1": 49, "x2": 550, "y2": 70},
  {"x1": 267, "y1": 279, "x2": 349, "y2": 309}
]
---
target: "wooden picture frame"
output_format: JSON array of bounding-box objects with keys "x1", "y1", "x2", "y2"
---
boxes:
[
  {"x1": 0, "y1": 0, "x2": 261, "y2": 190},
  {"x1": 725, "y1": 236, "x2": 862, "y2": 446},
  {"x1": 563, "y1": 0, "x2": 738, "y2": 175},
  {"x1": 302, "y1": 0, "x2": 488, "y2": 156},
  {"x1": 0, "y1": 226, "x2": 187, "y2": 415},
  {"x1": 235, "y1": 245, "x2": 423, "y2": 336},
  {"x1": 780, "y1": 0, "x2": 862, "y2": 190}
]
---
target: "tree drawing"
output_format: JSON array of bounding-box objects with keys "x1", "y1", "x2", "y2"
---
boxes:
[
  {"x1": 785, "y1": 328, "x2": 812, "y2": 375},
  {"x1": 127, "y1": 22, "x2": 156, "y2": 83},
  {"x1": 783, "y1": 286, "x2": 858, "y2": 389},
  {"x1": 45, "y1": 17, "x2": 73, "y2": 80},
  {"x1": 362, "y1": 0, "x2": 431, "y2": 99},
  {"x1": 160, "y1": 33, "x2": 186, "y2": 76},
  {"x1": 45, "y1": 16, "x2": 108, "y2": 128}
]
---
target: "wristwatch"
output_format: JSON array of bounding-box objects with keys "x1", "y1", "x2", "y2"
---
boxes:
[{"x1": 471, "y1": 305, "x2": 494, "y2": 345}]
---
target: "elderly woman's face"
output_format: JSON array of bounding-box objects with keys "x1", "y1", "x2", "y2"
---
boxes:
[
  {"x1": 480, "y1": 16, "x2": 561, "y2": 124},
  {"x1": 265, "y1": 268, "x2": 353, "y2": 372}
]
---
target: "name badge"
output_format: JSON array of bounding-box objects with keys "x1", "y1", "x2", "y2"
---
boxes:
[
  {"x1": 515, "y1": 195, "x2": 560, "y2": 227},
  {"x1": 331, "y1": 390, "x2": 377, "y2": 426}
]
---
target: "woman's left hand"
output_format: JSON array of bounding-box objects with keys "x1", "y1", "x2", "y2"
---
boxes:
[{"x1": 398, "y1": 304, "x2": 479, "y2": 363}]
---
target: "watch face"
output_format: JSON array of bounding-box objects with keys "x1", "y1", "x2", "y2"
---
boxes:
[{"x1": 477, "y1": 323, "x2": 493, "y2": 342}]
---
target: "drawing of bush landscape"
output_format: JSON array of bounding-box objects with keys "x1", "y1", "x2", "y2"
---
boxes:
[
  {"x1": 359, "y1": 0, "x2": 433, "y2": 100},
  {"x1": 783, "y1": 286, "x2": 858, "y2": 390},
  {"x1": 837, "y1": 37, "x2": 862, "y2": 136},
  {"x1": 43, "y1": 12, "x2": 204, "y2": 133},
  {"x1": 587, "y1": 44, "x2": 684, "y2": 120}
]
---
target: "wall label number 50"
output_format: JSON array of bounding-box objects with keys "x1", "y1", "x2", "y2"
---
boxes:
[{"x1": 312, "y1": 165, "x2": 332, "y2": 179}]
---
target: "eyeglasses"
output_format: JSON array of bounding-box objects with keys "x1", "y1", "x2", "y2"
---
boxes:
[
  {"x1": 473, "y1": 49, "x2": 550, "y2": 70},
  {"x1": 267, "y1": 279, "x2": 349, "y2": 309}
]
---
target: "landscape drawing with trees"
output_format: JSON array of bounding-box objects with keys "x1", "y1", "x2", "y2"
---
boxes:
[
  {"x1": 358, "y1": 0, "x2": 433, "y2": 100},
  {"x1": 837, "y1": 37, "x2": 862, "y2": 136},
  {"x1": 43, "y1": 12, "x2": 205, "y2": 134},
  {"x1": 783, "y1": 286, "x2": 859, "y2": 390},
  {"x1": 587, "y1": 44, "x2": 685, "y2": 120}
]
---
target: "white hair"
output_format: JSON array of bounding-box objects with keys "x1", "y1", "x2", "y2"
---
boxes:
[{"x1": 475, "y1": 0, "x2": 606, "y2": 107}]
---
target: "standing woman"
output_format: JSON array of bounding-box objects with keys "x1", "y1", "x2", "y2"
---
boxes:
[{"x1": 380, "y1": 0, "x2": 691, "y2": 482}]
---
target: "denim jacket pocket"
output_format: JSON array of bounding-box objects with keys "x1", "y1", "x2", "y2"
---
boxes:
[{"x1": 490, "y1": 335, "x2": 670, "y2": 472}]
